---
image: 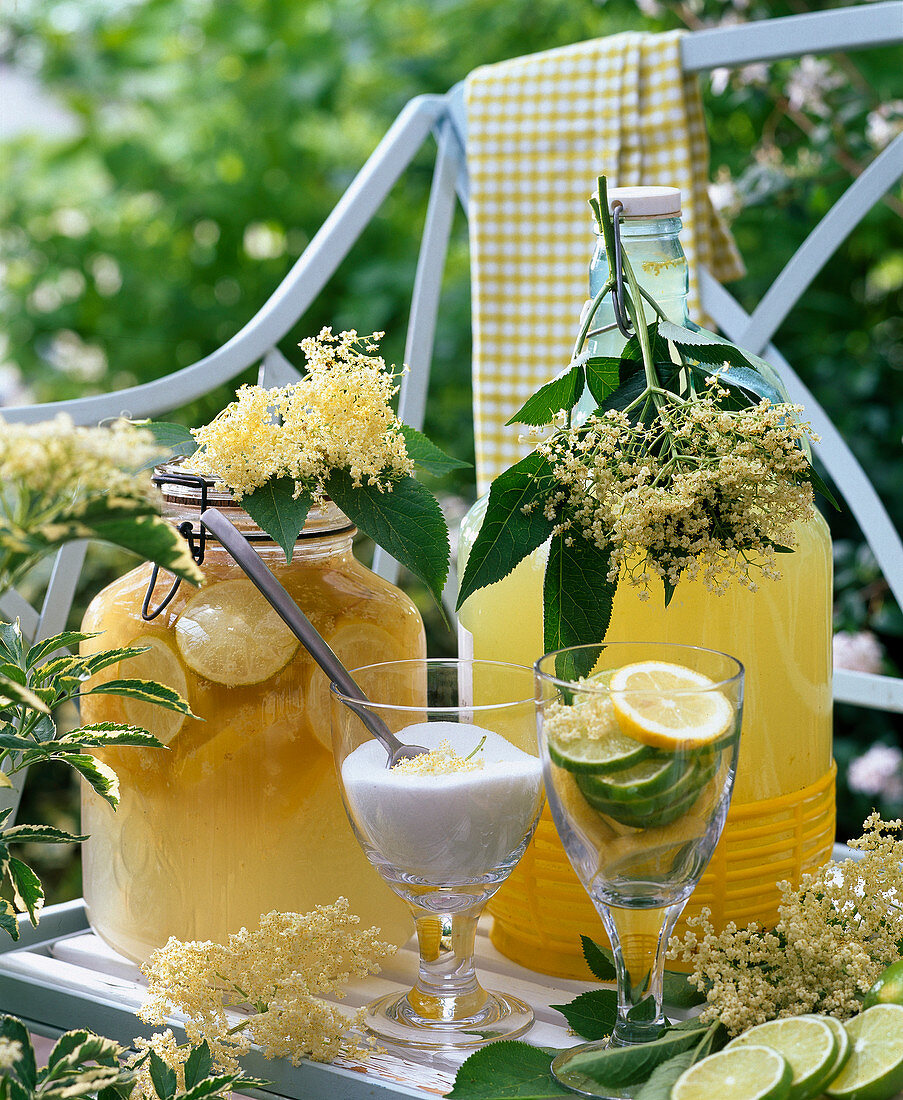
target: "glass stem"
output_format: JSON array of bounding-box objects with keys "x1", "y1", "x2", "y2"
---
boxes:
[
  {"x1": 408, "y1": 907, "x2": 487, "y2": 1022},
  {"x1": 599, "y1": 901, "x2": 685, "y2": 1045}
]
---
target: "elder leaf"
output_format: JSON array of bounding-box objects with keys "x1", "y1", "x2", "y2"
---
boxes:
[
  {"x1": 400, "y1": 424, "x2": 471, "y2": 476},
  {"x1": 550, "y1": 989, "x2": 618, "y2": 1041},
  {"x1": 456, "y1": 450, "x2": 556, "y2": 610},
  {"x1": 635, "y1": 1052, "x2": 697, "y2": 1100},
  {"x1": 581, "y1": 935, "x2": 617, "y2": 981},
  {"x1": 327, "y1": 469, "x2": 450, "y2": 613},
  {"x1": 507, "y1": 362, "x2": 585, "y2": 426},
  {"x1": 543, "y1": 533, "x2": 614, "y2": 679},
  {"x1": 240, "y1": 479, "x2": 313, "y2": 563},
  {"x1": 7, "y1": 857, "x2": 43, "y2": 925},
  {"x1": 447, "y1": 1041, "x2": 571, "y2": 1098}
]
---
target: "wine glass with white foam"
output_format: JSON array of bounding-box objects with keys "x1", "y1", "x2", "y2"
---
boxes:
[{"x1": 331, "y1": 658, "x2": 542, "y2": 1050}]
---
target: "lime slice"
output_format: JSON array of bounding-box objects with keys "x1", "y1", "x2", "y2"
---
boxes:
[
  {"x1": 304, "y1": 621, "x2": 415, "y2": 749},
  {"x1": 864, "y1": 959, "x2": 903, "y2": 1009},
  {"x1": 609, "y1": 660, "x2": 735, "y2": 750},
  {"x1": 118, "y1": 634, "x2": 189, "y2": 745},
  {"x1": 672, "y1": 1045, "x2": 793, "y2": 1100},
  {"x1": 548, "y1": 726, "x2": 651, "y2": 774},
  {"x1": 575, "y1": 753, "x2": 683, "y2": 801},
  {"x1": 728, "y1": 1014, "x2": 839, "y2": 1100},
  {"x1": 826, "y1": 1004, "x2": 903, "y2": 1100},
  {"x1": 175, "y1": 579, "x2": 300, "y2": 686},
  {"x1": 806, "y1": 1014, "x2": 851, "y2": 1084}
]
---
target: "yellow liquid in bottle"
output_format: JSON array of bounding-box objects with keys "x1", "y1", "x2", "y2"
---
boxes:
[
  {"x1": 458, "y1": 497, "x2": 835, "y2": 977},
  {"x1": 80, "y1": 544, "x2": 421, "y2": 963}
]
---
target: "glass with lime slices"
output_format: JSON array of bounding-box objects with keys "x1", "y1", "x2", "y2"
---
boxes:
[{"x1": 535, "y1": 642, "x2": 744, "y2": 1098}]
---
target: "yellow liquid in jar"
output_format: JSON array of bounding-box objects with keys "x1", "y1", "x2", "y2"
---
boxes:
[
  {"x1": 459, "y1": 503, "x2": 832, "y2": 802},
  {"x1": 80, "y1": 547, "x2": 422, "y2": 963}
]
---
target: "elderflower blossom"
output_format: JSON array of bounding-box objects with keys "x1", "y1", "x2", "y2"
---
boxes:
[
  {"x1": 186, "y1": 329, "x2": 412, "y2": 501},
  {"x1": 534, "y1": 386, "x2": 816, "y2": 595},
  {"x1": 139, "y1": 899, "x2": 395, "y2": 1069},
  {"x1": 392, "y1": 739, "x2": 485, "y2": 775},
  {"x1": 668, "y1": 814, "x2": 903, "y2": 1034},
  {"x1": 129, "y1": 1030, "x2": 192, "y2": 1099}
]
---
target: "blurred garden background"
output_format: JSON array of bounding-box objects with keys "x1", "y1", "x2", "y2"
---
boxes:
[{"x1": 1, "y1": 0, "x2": 901, "y2": 905}]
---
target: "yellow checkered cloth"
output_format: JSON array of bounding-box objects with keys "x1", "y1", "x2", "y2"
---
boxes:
[{"x1": 465, "y1": 30, "x2": 745, "y2": 492}]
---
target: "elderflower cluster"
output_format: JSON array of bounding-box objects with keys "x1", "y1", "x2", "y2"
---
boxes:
[
  {"x1": 669, "y1": 814, "x2": 903, "y2": 1034},
  {"x1": 186, "y1": 329, "x2": 413, "y2": 500},
  {"x1": 392, "y1": 739, "x2": 485, "y2": 775},
  {"x1": 0, "y1": 414, "x2": 161, "y2": 514},
  {"x1": 535, "y1": 389, "x2": 816, "y2": 595},
  {"x1": 129, "y1": 1030, "x2": 192, "y2": 1099},
  {"x1": 542, "y1": 689, "x2": 616, "y2": 744},
  {"x1": 0, "y1": 1036, "x2": 23, "y2": 1071},
  {"x1": 139, "y1": 899, "x2": 395, "y2": 1069}
]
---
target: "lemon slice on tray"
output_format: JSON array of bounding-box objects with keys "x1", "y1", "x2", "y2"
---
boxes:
[
  {"x1": 609, "y1": 660, "x2": 734, "y2": 751},
  {"x1": 119, "y1": 634, "x2": 189, "y2": 745},
  {"x1": 175, "y1": 578, "x2": 300, "y2": 686},
  {"x1": 304, "y1": 622, "x2": 414, "y2": 750}
]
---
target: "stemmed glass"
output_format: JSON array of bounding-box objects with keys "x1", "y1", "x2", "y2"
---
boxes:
[
  {"x1": 535, "y1": 643, "x2": 743, "y2": 1098},
  {"x1": 331, "y1": 657, "x2": 543, "y2": 1049}
]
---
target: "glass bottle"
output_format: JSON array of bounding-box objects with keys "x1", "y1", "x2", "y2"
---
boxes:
[
  {"x1": 80, "y1": 463, "x2": 420, "y2": 963},
  {"x1": 458, "y1": 186, "x2": 835, "y2": 979}
]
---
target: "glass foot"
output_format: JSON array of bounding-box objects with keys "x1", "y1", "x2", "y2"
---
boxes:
[
  {"x1": 363, "y1": 988, "x2": 534, "y2": 1050},
  {"x1": 551, "y1": 1040, "x2": 643, "y2": 1099}
]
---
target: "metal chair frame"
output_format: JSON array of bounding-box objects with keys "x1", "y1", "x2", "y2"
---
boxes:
[{"x1": 3, "y1": 3, "x2": 902, "y2": 831}]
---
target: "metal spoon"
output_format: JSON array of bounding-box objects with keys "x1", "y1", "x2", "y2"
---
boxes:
[{"x1": 199, "y1": 507, "x2": 428, "y2": 767}]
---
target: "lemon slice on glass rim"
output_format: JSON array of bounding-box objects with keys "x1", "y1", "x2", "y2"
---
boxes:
[
  {"x1": 609, "y1": 660, "x2": 734, "y2": 751},
  {"x1": 119, "y1": 634, "x2": 190, "y2": 745},
  {"x1": 175, "y1": 578, "x2": 300, "y2": 686}
]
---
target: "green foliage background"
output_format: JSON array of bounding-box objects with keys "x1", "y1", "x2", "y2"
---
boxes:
[{"x1": 1, "y1": 0, "x2": 901, "y2": 901}]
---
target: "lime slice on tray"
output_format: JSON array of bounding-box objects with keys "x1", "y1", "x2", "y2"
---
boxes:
[
  {"x1": 175, "y1": 579, "x2": 300, "y2": 686},
  {"x1": 727, "y1": 1014, "x2": 840, "y2": 1100},
  {"x1": 119, "y1": 634, "x2": 189, "y2": 745},
  {"x1": 809, "y1": 1014, "x2": 851, "y2": 1086},
  {"x1": 864, "y1": 959, "x2": 903, "y2": 1009},
  {"x1": 609, "y1": 660, "x2": 734, "y2": 750},
  {"x1": 548, "y1": 726, "x2": 652, "y2": 774},
  {"x1": 826, "y1": 1004, "x2": 903, "y2": 1100},
  {"x1": 672, "y1": 1045, "x2": 793, "y2": 1100}
]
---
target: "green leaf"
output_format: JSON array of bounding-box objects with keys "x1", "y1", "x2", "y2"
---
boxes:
[
  {"x1": 0, "y1": 899, "x2": 19, "y2": 940},
  {"x1": 662, "y1": 577, "x2": 677, "y2": 608},
  {"x1": 149, "y1": 1051, "x2": 178, "y2": 1100},
  {"x1": 0, "y1": 673, "x2": 50, "y2": 714},
  {"x1": 88, "y1": 513, "x2": 204, "y2": 585},
  {"x1": 0, "y1": 731, "x2": 41, "y2": 753},
  {"x1": 177, "y1": 1075, "x2": 243, "y2": 1100},
  {"x1": 662, "y1": 969, "x2": 706, "y2": 1010},
  {"x1": 59, "y1": 724, "x2": 164, "y2": 749},
  {"x1": 26, "y1": 631, "x2": 98, "y2": 670},
  {"x1": 400, "y1": 424, "x2": 471, "y2": 476},
  {"x1": 48, "y1": 1030, "x2": 121, "y2": 1072},
  {"x1": 805, "y1": 462, "x2": 841, "y2": 511},
  {"x1": 326, "y1": 468, "x2": 450, "y2": 612},
  {"x1": 447, "y1": 1041, "x2": 571, "y2": 1098},
  {"x1": 183, "y1": 1041, "x2": 213, "y2": 1090},
  {"x1": 0, "y1": 1017, "x2": 34, "y2": 1086},
  {"x1": 136, "y1": 420, "x2": 198, "y2": 467},
  {"x1": 2, "y1": 824, "x2": 88, "y2": 844},
  {"x1": 543, "y1": 533, "x2": 615, "y2": 676},
  {"x1": 57, "y1": 753, "x2": 120, "y2": 807},
  {"x1": 620, "y1": 323, "x2": 660, "y2": 363},
  {"x1": 507, "y1": 362, "x2": 585, "y2": 426},
  {"x1": 7, "y1": 857, "x2": 43, "y2": 926},
  {"x1": 634, "y1": 1051, "x2": 697, "y2": 1100},
  {"x1": 0, "y1": 623, "x2": 24, "y2": 665},
  {"x1": 240, "y1": 478, "x2": 313, "y2": 563},
  {"x1": 584, "y1": 356, "x2": 622, "y2": 405},
  {"x1": 687, "y1": 361, "x2": 783, "y2": 406},
  {"x1": 82, "y1": 678, "x2": 194, "y2": 715},
  {"x1": 550, "y1": 989, "x2": 617, "y2": 1040},
  {"x1": 456, "y1": 450, "x2": 556, "y2": 610},
  {"x1": 581, "y1": 936, "x2": 617, "y2": 981},
  {"x1": 561, "y1": 1027, "x2": 706, "y2": 1088}
]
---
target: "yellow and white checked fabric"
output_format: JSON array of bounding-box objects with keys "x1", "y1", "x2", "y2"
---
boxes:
[{"x1": 465, "y1": 30, "x2": 745, "y2": 492}]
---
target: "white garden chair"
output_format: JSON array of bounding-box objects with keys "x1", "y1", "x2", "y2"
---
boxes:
[{"x1": 2, "y1": 2, "x2": 902, "y2": 842}]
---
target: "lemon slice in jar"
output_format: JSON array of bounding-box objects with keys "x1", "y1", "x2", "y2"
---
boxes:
[
  {"x1": 175, "y1": 579, "x2": 299, "y2": 686},
  {"x1": 304, "y1": 621, "x2": 414, "y2": 750},
  {"x1": 119, "y1": 634, "x2": 190, "y2": 745},
  {"x1": 609, "y1": 661, "x2": 734, "y2": 751}
]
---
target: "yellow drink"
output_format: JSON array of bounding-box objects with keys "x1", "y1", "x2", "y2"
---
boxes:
[
  {"x1": 458, "y1": 495, "x2": 835, "y2": 977},
  {"x1": 80, "y1": 495, "x2": 420, "y2": 963}
]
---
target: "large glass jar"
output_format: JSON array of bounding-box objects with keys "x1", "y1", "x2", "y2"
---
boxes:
[
  {"x1": 80, "y1": 465, "x2": 421, "y2": 963},
  {"x1": 458, "y1": 187, "x2": 835, "y2": 979}
]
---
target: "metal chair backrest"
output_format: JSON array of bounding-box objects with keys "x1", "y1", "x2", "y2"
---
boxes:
[{"x1": 2, "y1": 4, "x2": 901, "y2": 827}]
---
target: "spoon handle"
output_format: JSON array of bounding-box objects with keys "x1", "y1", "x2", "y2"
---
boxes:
[{"x1": 199, "y1": 507, "x2": 400, "y2": 755}]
